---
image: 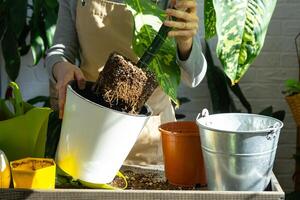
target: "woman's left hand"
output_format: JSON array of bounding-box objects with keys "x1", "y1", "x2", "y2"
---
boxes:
[{"x1": 164, "y1": 0, "x2": 199, "y2": 60}]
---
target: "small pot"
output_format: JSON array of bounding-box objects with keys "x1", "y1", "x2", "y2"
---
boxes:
[
  {"x1": 159, "y1": 121, "x2": 206, "y2": 186},
  {"x1": 10, "y1": 157, "x2": 56, "y2": 189}
]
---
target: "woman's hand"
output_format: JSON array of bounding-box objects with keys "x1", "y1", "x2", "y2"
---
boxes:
[
  {"x1": 164, "y1": 0, "x2": 199, "y2": 60},
  {"x1": 53, "y1": 61, "x2": 86, "y2": 118}
]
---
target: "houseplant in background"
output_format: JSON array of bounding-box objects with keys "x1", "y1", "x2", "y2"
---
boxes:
[
  {"x1": 284, "y1": 32, "x2": 300, "y2": 193},
  {"x1": 284, "y1": 33, "x2": 300, "y2": 126},
  {"x1": 0, "y1": 0, "x2": 58, "y2": 81},
  {"x1": 284, "y1": 79, "x2": 300, "y2": 126}
]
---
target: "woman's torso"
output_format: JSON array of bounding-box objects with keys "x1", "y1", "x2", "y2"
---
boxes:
[{"x1": 75, "y1": 0, "x2": 174, "y2": 116}]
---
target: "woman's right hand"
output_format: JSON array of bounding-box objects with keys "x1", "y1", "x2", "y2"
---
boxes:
[{"x1": 53, "y1": 61, "x2": 86, "y2": 118}]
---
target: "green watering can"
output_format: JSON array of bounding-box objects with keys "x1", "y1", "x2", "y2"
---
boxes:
[{"x1": 0, "y1": 82, "x2": 52, "y2": 161}]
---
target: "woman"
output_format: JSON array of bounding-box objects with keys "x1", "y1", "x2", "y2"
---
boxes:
[{"x1": 46, "y1": 0, "x2": 207, "y2": 165}]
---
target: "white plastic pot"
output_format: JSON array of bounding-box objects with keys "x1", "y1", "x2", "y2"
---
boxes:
[{"x1": 56, "y1": 81, "x2": 152, "y2": 184}]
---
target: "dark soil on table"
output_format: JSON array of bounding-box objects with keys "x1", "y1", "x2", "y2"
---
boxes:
[
  {"x1": 12, "y1": 160, "x2": 53, "y2": 171},
  {"x1": 110, "y1": 170, "x2": 205, "y2": 190},
  {"x1": 56, "y1": 170, "x2": 205, "y2": 190}
]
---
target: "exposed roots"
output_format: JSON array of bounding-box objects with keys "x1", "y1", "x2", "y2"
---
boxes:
[{"x1": 93, "y1": 52, "x2": 158, "y2": 114}]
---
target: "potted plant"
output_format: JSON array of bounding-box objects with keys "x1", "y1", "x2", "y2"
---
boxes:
[
  {"x1": 284, "y1": 79, "x2": 300, "y2": 125},
  {"x1": 285, "y1": 79, "x2": 300, "y2": 191},
  {"x1": 285, "y1": 32, "x2": 300, "y2": 191},
  {"x1": 55, "y1": 0, "x2": 178, "y2": 185},
  {"x1": 283, "y1": 32, "x2": 300, "y2": 126}
]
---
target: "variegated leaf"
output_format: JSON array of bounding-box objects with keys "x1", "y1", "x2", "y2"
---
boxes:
[
  {"x1": 125, "y1": 0, "x2": 180, "y2": 104},
  {"x1": 204, "y1": 0, "x2": 217, "y2": 39},
  {"x1": 213, "y1": 0, "x2": 277, "y2": 84}
]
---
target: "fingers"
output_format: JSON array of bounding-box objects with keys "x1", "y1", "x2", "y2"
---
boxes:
[
  {"x1": 164, "y1": 0, "x2": 199, "y2": 41},
  {"x1": 55, "y1": 66, "x2": 85, "y2": 119},
  {"x1": 164, "y1": 20, "x2": 198, "y2": 30},
  {"x1": 169, "y1": 0, "x2": 176, "y2": 7},
  {"x1": 166, "y1": 8, "x2": 198, "y2": 23},
  {"x1": 168, "y1": 29, "x2": 197, "y2": 38},
  {"x1": 175, "y1": 0, "x2": 197, "y2": 13},
  {"x1": 74, "y1": 69, "x2": 86, "y2": 90},
  {"x1": 56, "y1": 81, "x2": 67, "y2": 119},
  {"x1": 56, "y1": 73, "x2": 71, "y2": 119}
]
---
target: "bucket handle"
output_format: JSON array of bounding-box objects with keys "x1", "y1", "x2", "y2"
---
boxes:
[
  {"x1": 79, "y1": 171, "x2": 128, "y2": 190},
  {"x1": 266, "y1": 122, "x2": 281, "y2": 140},
  {"x1": 196, "y1": 108, "x2": 209, "y2": 120}
]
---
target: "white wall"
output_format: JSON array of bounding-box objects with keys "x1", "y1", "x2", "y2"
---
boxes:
[
  {"x1": 0, "y1": 50, "x2": 49, "y2": 100},
  {"x1": 0, "y1": 0, "x2": 299, "y2": 192}
]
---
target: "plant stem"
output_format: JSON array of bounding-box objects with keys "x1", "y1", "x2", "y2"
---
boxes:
[{"x1": 137, "y1": 23, "x2": 172, "y2": 68}]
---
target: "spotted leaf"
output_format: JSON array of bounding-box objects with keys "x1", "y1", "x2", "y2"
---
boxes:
[{"x1": 213, "y1": 0, "x2": 277, "y2": 84}]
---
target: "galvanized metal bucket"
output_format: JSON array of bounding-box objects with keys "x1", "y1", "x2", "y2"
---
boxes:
[
  {"x1": 56, "y1": 81, "x2": 152, "y2": 184},
  {"x1": 196, "y1": 109, "x2": 283, "y2": 191}
]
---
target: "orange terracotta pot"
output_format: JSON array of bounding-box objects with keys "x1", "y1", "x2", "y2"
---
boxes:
[{"x1": 159, "y1": 121, "x2": 206, "y2": 186}]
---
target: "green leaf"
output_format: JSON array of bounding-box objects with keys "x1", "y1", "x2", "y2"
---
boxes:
[
  {"x1": 205, "y1": 41, "x2": 237, "y2": 113},
  {"x1": 285, "y1": 79, "x2": 300, "y2": 90},
  {"x1": 229, "y1": 83, "x2": 252, "y2": 113},
  {"x1": 27, "y1": 96, "x2": 50, "y2": 107},
  {"x1": 125, "y1": 0, "x2": 166, "y2": 20},
  {"x1": 213, "y1": 0, "x2": 277, "y2": 84},
  {"x1": 1, "y1": 25, "x2": 20, "y2": 81},
  {"x1": 258, "y1": 106, "x2": 273, "y2": 116},
  {"x1": 18, "y1": 25, "x2": 31, "y2": 56},
  {"x1": 178, "y1": 97, "x2": 190, "y2": 105},
  {"x1": 31, "y1": 29, "x2": 45, "y2": 65},
  {"x1": 0, "y1": 0, "x2": 7, "y2": 20},
  {"x1": 8, "y1": 0, "x2": 27, "y2": 37},
  {"x1": 272, "y1": 110, "x2": 285, "y2": 121},
  {"x1": 204, "y1": 0, "x2": 217, "y2": 39},
  {"x1": 30, "y1": 0, "x2": 45, "y2": 65},
  {"x1": 44, "y1": 8, "x2": 57, "y2": 47},
  {"x1": 137, "y1": 24, "x2": 172, "y2": 68},
  {"x1": 45, "y1": 111, "x2": 62, "y2": 159},
  {"x1": 284, "y1": 79, "x2": 300, "y2": 95},
  {"x1": 125, "y1": 0, "x2": 180, "y2": 104},
  {"x1": 258, "y1": 106, "x2": 285, "y2": 121},
  {"x1": 0, "y1": 17, "x2": 6, "y2": 41},
  {"x1": 45, "y1": 0, "x2": 58, "y2": 9}
]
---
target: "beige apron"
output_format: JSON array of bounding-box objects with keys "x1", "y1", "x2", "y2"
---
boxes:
[{"x1": 55, "y1": 0, "x2": 176, "y2": 165}]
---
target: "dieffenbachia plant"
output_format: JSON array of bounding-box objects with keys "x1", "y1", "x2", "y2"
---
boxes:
[
  {"x1": 124, "y1": 0, "x2": 180, "y2": 105},
  {"x1": 205, "y1": 0, "x2": 277, "y2": 84}
]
